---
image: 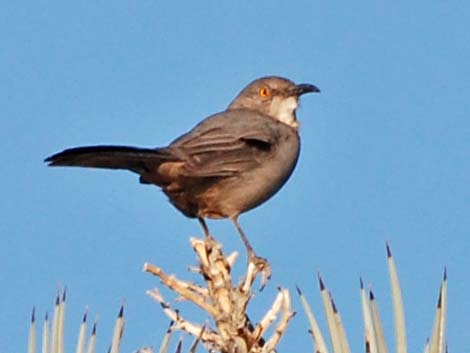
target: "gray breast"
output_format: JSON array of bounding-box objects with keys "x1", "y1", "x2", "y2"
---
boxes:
[{"x1": 211, "y1": 124, "x2": 300, "y2": 217}]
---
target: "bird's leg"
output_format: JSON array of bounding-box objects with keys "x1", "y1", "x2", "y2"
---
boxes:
[
  {"x1": 230, "y1": 217, "x2": 272, "y2": 288},
  {"x1": 197, "y1": 217, "x2": 218, "y2": 254},
  {"x1": 198, "y1": 217, "x2": 211, "y2": 238}
]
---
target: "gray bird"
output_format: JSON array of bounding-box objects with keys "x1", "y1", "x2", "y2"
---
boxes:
[{"x1": 45, "y1": 76, "x2": 319, "y2": 280}]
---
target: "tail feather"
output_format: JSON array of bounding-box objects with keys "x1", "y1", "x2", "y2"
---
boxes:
[{"x1": 45, "y1": 145, "x2": 173, "y2": 174}]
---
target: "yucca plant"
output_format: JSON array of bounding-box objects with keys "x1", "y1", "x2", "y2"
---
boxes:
[
  {"x1": 28, "y1": 239, "x2": 447, "y2": 353},
  {"x1": 297, "y1": 244, "x2": 447, "y2": 353},
  {"x1": 28, "y1": 289, "x2": 125, "y2": 353}
]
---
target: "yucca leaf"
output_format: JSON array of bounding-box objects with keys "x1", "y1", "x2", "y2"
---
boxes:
[
  {"x1": 296, "y1": 285, "x2": 329, "y2": 353},
  {"x1": 386, "y1": 243, "x2": 407, "y2": 353},
  {"x1": 28, "y1": 308, "x2": 36, "y2": 353}
]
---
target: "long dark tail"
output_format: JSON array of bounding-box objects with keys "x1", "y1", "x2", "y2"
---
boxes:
[{"x1": 45, "y1": 145, "x2": 173, "y2": 174}]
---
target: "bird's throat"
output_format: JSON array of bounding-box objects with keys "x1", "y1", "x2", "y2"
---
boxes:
[{"x1": 270, "y1": 96, "x2": 299, "y2": 129}]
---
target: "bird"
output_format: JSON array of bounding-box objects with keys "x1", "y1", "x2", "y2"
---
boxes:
[{"x1": 45, "y1": 76, "x2": 319, "y2": 282}]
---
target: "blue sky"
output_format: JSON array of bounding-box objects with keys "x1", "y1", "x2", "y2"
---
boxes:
[{"x1": 1, "y1": 1, "x2": 469, "y2": 352}]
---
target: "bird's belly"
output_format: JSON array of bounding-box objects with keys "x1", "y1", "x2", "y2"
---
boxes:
[{"x1": 198, "y1": 143, "x2": 299, "y2": 218}]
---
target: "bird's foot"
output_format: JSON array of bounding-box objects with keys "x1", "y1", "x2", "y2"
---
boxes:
[{"x1": 248, "y1": 253, "x2": 272, "y2": 290}]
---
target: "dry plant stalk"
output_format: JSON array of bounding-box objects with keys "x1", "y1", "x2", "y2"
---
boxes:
[{"x1": 144, "y1": 235, "x2": 294, "y2": 353}]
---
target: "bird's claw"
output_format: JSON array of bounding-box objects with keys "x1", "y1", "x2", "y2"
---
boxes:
[{"x1": 249, "y1": 254, "x2": 272, "y2": 290}]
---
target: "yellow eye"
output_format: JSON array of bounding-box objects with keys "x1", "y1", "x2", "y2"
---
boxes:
[{"x1": 259, "y1": 87, "x2": 270, "y2": 98}]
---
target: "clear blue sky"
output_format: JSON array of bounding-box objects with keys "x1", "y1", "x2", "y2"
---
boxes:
[{"x1": 1, "y1": 1, "x2": 469, "y2": 352}]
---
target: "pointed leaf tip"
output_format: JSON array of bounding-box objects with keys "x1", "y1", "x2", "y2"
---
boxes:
[
  {"x1": 360, "y1": 277, "x2": 364, "y2": 289},
  {"x1": 118, "y1": 305, "x2": 124, "y2": 318},
  {"x1": 443, "y1": 266, "x2": 447, "y2": 281},
  {"x1": 329, "y1": 293, "x2": 338, "y2": 313},
  {"x1": 62, "y1": 287, "x2": 67, "y2": 302},
  {"x1": 317, "y1": 272, "x2": 325, "y2": 290},
  {"x1": 437, "y1": 287, "x2": 442, "y2": 308},
  {"x1": 175, "y1": 338, "x2": 183, "y2": 353},
  {"x1": 295, "y1": 284, "x2": 302, "y2": 295},
  {"x1": 385, "y1": 242, "x2": 392, "y2": 258},
  {"x1": 92, "y1": 322, "x2": 97, "y2": 335},
  {"x1": 166, "y1": 320, "x2": 174, "y2": 333},
  {"x1": 31, "y1": 307, "x2": 35, "y2": 322},
  {"x1": 369, "y1": 289, "x2": 375, "y2": 301},
  {"x1": 82, "y1": 310, "x2": 88, "y2": 323}
]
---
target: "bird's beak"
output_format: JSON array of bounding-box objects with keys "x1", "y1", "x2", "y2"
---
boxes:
[{"x1": 291, "y1": 83, "x2": 320, "y2": 96}]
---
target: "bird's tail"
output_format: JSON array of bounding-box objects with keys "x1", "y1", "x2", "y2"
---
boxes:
[{"x1": 44, "y1": 145, "x2": 173, "y2": 174}]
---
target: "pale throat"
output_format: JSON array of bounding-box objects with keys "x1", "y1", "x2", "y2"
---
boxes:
[{"x1": 269, "y1": 96, "x2": 300, "y2": 129}]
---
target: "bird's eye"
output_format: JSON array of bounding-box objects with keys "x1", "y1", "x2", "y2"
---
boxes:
[{"x1": 259, "y1": 87, "x2": 270, "y2": 98}]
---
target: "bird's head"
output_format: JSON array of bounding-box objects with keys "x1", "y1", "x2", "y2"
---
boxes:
[{"x1": 227, "y1": 76, "x2": 320, "y2": 129}]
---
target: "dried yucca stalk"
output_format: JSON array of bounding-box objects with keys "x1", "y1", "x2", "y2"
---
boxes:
[{"x1": 144, "y1": 235, "x2": 294, "y2": 353}]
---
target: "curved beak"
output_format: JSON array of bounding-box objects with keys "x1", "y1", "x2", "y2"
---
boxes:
[{"x1": 293, "y1": 83, "x2": 320, "y2": 96}]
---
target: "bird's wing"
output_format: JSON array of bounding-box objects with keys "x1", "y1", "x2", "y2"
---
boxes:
[{"x1": 169, "y1": 109, "x2": 281, "y2": 178}]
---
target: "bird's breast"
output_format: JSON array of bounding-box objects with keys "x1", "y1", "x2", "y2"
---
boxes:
[{"x1": 198, "y1": 130, "x2": 300, "y2": 218}]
